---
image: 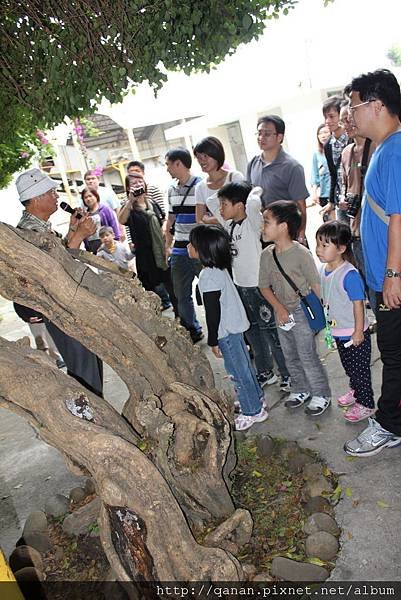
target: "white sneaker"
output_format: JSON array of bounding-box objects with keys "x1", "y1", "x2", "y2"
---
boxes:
[
  {"x1": 284, "y1": 392, "x2": 311, "y2": 409},
  {"x1": 304, "y1": 396, "x2": 331, "y2": 416},
  {"x1": 235, "y1": 407, "x2": 269, "y2": 431}
]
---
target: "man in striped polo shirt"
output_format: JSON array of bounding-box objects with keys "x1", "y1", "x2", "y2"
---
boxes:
[{"x1": 165, "y1": 148, "x2": 204, "y2": 343}]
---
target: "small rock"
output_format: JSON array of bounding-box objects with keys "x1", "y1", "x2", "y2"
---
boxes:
[
  {"x1": 303, "y1": 463, "x2": 323, "y2": 479},
  {"x1": 14, "y1": 566, "x2": 44, "y2": 582},
  {"x1": 69, "y1": 487, "x2": 87, "y2": 504},
  {"x1": 304, "y1": 513, "x2": 340, "y2": 537},
  {"x1": 288, "y1": 452, "x2": 314, "y2": 473},
  {"x1": 21, "y1": 532, "x2": 52, "y2": 554},
  {"x1": 252, "y1": 572, "x2": 274, "y2": 582},
  {"x1": 303, "y1": 496, "x2": 331, "y2": 515},
  {"x1": 303, "y1": 475, "x2": 333, "y2": 499},
  {"x1": 242, "y1": 563, "x2": 257, "y2": 580},
  {"x1": 44, "y1": 494, "x2": 70, "y2": 517},
  {"x1": 305, "y1": 531, "x2": 339, "y2": 561},
  {"x1": 234, "y1": 431, "x2": 247, "y2": 442},
  {"x1": 256, "y1": 435, "x2": 275, "y2": 458},
  {"x1": 223, "y1": 541, "x2": 239, "y2": 555},
  {"x1": 277, "y1": 441, "x2": 298, "y2": 460},
  {"x1": 271, "y1": 557, "x2": 328, "y2": 582},
  {"x1": 22, "y1": 511, "x2": 47, "y2": 536},
  {"x1": 9, "y1": 546, "x2": 43, "y2": 573},
  {"x1": 53, "y1": 545, "x2": 64, "y2": 562},
  {"x1": 62, "y1": 497, "x2": 101, "y2": 536},
  {"x1": 84, "y1": 478, "x2": 96, "y2": 495}
]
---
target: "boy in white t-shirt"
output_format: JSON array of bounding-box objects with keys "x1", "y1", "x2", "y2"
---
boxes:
[{"x1": 206, "y1": 181, "x2": 290, "y2": 390}]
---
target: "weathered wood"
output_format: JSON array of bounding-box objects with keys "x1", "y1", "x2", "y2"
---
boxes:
[{"x1": 0, "y1": 339, "x2": 243, "y2": 581}]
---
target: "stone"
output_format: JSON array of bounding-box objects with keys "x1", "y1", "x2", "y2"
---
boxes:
[
  {"x1": 53, "y1": 545, "x2": 64, "y2": 561},
  {"x1": 256, "y1": 435, "x2": 275, "y2": 458},
  {"x1": 21, "y1": 532, "x2": 52, "y2": 554},
  {"x1": 62, "y1": 497, "x2": 101, "y2": 536},
  {"x1": 204, "y1": 508, "x2": 253, "y2": 551},
  {"x1": 69, "y1": 487, "x2": 87, "y2": 504},
  {"x1": 271, "y1": 557, "x2": 329, "y2": 582},
  {"x1": 303, "y1": 463, "x2": 323, "y2": 479},
  {"x1": 22, "y1": 511, "x2": 47, "y2": 537},
  {"x1": 303, "y1": 496, "x2": 331, "y2": 515},
  {"x1": 234, "y1": 431, "x2": 247, "y2": 443},
  {"x1": 14, "y1": 566, "x2": 44, "y2": 583},
  {"x1": 303, "y1": 475, "x2": 333, "y2": 499},
  {"x1": 277, "y1": 441, "x2": 298, "y2": 460},
  {"x1": 252, "y1": 572, "x2": 274, "y2": 582},
  {"x1": 84, "y1": 478, "x2": 96, "y2": 495},
  {"x1": 242, "y1": 563, "x2": 257, "y2": 580},
  {"x1": 304, "y1": 513, "x2": 340, "y2": 537},
  {"x1": 9, "y1": 546, "x2": 43, "y2": 573},
  {"x1": 287, "y1": 452, "x2": 314, "y2": 473},
  {"x1": 305, "y1": 531, "x2": 339, "y2": 561},
  {"x1": 44, "y1": 494, "x2": 70, "y2": 517}
]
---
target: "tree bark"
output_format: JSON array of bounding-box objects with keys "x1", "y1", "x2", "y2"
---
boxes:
[
  {"x1": 0, "y1": 223, "x2": 249, "y2": 578},
  {"x1": 0, "y1": 338, "x2": 243, "y2": 582}
]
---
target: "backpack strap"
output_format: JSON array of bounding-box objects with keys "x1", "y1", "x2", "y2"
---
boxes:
[
  {"x1": 366, "y1": 194, "x2": 390, "y2": 226},
  {"x1": 272, "y1": 248, "x2": 303, "y2": 299}
]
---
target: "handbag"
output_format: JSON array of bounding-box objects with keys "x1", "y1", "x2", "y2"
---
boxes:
[{"x1": 272, "y1": 249, "x2": 325, "y2": 332}]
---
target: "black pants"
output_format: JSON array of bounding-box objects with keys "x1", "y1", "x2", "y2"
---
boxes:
[
  {"x1": 336, "y1": 330, "x2": 374, "y2": 408},
  {"x1": 375, "y1": 292, "x2": 401, "y2": 436}
]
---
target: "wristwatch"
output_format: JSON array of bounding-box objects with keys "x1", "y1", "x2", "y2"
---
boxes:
[{"x1": 385, "y1": 268, "x2": 401, "y2": 278}]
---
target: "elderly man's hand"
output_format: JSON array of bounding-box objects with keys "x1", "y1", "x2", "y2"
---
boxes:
[
  {"x1": 69, "y1": 207, "x2": 85, "y2": 228},
  {"x1": 76, "y1": 215, "x2": 96, "y2": 237}
]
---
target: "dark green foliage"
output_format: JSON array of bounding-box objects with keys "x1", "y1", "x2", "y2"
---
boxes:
[{"x1": 0, "y1": 0, "x2": 296, "y2": 187}]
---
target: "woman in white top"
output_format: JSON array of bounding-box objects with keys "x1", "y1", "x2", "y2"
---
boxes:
[{"x1": 194, "y1": 136, "x2": 244, "y2": 224}]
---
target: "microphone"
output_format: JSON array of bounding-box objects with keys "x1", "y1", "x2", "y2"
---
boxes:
[{"x1": 60, "y1": 201, "x2": 82, "y2": 219}]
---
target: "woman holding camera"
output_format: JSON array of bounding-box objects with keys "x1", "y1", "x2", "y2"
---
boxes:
[{"x1": 119, "y1": 172, "x2": 177, "y2": 314}]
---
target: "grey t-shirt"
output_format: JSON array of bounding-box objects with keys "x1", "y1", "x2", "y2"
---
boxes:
[
  {"x1": 259, "y1": 242, "x2": 320, "y2": 312},
  {"x1": 198, "y1": 267, "x2": 249, "y2": 340},
  {"x1": 247, "y1": 148, "x2": 309, "y2": 208}
]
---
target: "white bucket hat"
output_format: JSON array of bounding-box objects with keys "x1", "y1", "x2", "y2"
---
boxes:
[{"x1": 16, "y1": 168, "x2": 59, "y2": 202}]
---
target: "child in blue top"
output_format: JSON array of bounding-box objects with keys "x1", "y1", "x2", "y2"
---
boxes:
[
  {"x1": 316, "y1": 221, "x2": 375, "y2": 422},
  {"x1": 188, "y1": 224, "x2": 268, "y2": 431}
]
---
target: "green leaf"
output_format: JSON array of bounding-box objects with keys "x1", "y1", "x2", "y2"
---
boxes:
[
  {"x1": 377, "y1": 500, "x2": 390, "y2": 508},
  {"x1": 345, "y1": 486, "x2": 353, "y2": 497},
  {"x1": 252, "y1": 469, "x2": 263, "y2": 478},
  {"x1": 307, "y1": 557, "x2": 327, "y2": 566}
]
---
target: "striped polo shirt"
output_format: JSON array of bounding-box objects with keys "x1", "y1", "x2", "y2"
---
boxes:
[{"x1": 168, "y1": 174, "x2": 202, "y2": 256}]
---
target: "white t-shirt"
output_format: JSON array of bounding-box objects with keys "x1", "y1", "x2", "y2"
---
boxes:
[
  {"x1": 195, "y1": 170, "x2": 244, "y2": 206},
  {"x1": 98, "y1": 186, "x2": 120, "y2": 211},
  {"x1": 206, "y1": 188, "x2": 263, "y2": 288}
]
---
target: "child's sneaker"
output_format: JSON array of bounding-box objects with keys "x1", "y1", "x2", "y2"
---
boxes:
[
  {"x1": 337, "y1": 389, "x2": 355, "y2": 407},
  {"x1": 304, "y1": 396, "x2": 331, "y2": 416},
  {"x1": 279, "y1": 376, "x2": 291, "y2": 392},
  {"x1": 344, "y1": 403, "x2": 375, "y2": 423},
  {"x1": 257, "y1": 370, "x2": 278, "y2": 387},
  {"x1": 284, "y1": 392, "x2": 311, "y2": 409},
  {"x1": 235, "y1": 407, "x2": 269, "y2": 431},
  {"x1": 234, "y1": 399, "x2": 266, "y2": 414}
]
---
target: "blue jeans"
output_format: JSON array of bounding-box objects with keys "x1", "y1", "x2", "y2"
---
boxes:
[
  {"x1": 236, "y1": 286, "x2": 289, "y2": 378},
  {"x1": 218, "y1": 333, "x2": 263, "y2": 416},
  {"x1": 170, "y1": 253, "x2": 202, "y2": 332}
]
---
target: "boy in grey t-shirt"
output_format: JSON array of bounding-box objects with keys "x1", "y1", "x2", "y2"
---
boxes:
[{"x1": 97, "y1": 226, "x2": 134, "y2": 270}]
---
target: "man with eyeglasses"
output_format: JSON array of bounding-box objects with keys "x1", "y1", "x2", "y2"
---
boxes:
[
  {"x1": 246, "y1": 115, "x2": 309, "y2": 244},
  {"x1": 342, "y1": 69, "x2": 401, "y2": 458},
  {"x1": 322, "y1": 96, "x2": 349, "y2": 222}
]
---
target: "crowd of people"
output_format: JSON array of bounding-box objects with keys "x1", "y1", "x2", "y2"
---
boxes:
[{"x1": 13, "y1": 68, "x2": 401, "y2": 456}]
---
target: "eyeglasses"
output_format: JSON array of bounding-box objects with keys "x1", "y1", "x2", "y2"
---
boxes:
[
  {"x1": 349, "y1": 100, "x2": 373, "y2": 113},
  {"x1": 256, "y1": 131, "x2": 278, "y2": 138}
]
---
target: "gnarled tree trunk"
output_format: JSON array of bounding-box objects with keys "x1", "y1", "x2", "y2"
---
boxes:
[{"x1": 0, "y1": 223, "x2": 247, "y2": 581}]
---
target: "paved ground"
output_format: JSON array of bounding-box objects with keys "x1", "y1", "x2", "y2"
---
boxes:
[{"x1": 1, "y1": 206, "x2": 400, "y2": 579}]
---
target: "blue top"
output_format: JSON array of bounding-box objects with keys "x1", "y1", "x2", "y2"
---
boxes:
[
  {"x1": 311, "y1": 151, "x2": 330, "y2": 198},
  {"x1": 361, "y1": 130, "x2": 401, "y2": 291}
]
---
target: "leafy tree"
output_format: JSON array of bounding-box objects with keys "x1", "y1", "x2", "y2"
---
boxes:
[
  {"x1": 387, "y1": 44, "x2": 401, "y2": 67},
  {"x1": 0, "y1": 0, "x2": 296, "y2": 187}
]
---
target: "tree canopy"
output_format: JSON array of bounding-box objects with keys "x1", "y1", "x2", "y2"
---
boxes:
[{"x1": 0, "y1": 0, "x2": 296, "y2": 188}]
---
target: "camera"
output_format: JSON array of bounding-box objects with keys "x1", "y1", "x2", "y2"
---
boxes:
[
  {"x1": 131, "y1": 186, "x2": 145, "y2": 197},
  {"x1": 346, "y1": 193, "x2": 362, "y2": 219}
]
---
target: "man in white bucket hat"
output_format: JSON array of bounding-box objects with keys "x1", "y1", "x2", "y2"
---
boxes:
[{"x1": 14, "y1": 168, "x2": 104, "y2": 397}]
